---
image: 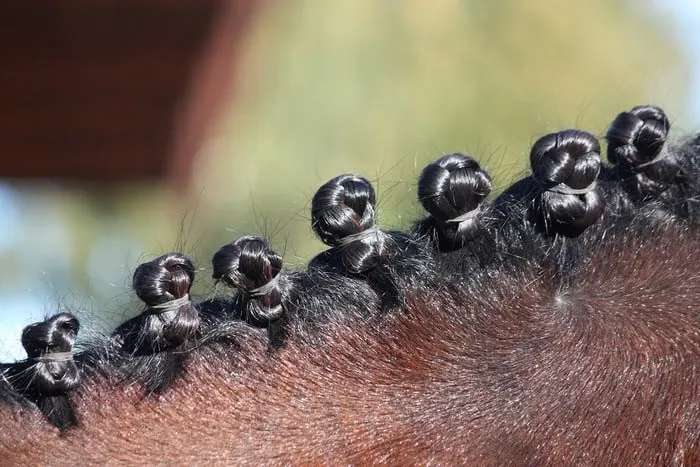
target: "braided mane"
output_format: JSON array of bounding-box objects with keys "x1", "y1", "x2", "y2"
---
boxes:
[{"x1": 1, "y1": 106, "x2": 699, "y2": 464}]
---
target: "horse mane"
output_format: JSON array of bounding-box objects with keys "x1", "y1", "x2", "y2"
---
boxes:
[{"x1": 1, "y1": 105, "x2": 699, "y2": 464}]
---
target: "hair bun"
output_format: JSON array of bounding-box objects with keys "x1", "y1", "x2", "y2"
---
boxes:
[
  {"x1": 530, "y1": 129, "x2": 604, "y2": 233},
  {"x1": 126, "y1": 252, "x2": 199, "y2": 352},
  {"x1": 212, "y1": 236, "x2": 285, "y2": 321},
  {"x1": 606, "y1": 105, "x2": 677, "y2": 199},
  {"x1": 606, "y1": 105, "x2": 670, "y2": 169},
  {"x1": 133, "y1": 252, "x2": 195, "y2": 307},
  {"x1": 311, "y1": 174, "x2": 386, "y2": 273},
  {"x1": 418, "y1": 153, "x2": 492, "y2": 247},
  {"x1": 531, "y1": 130, "x2": 601, "y2": 190},
  {"x1": 21, "y1": 313, "x2": 80, "y2": 395}
]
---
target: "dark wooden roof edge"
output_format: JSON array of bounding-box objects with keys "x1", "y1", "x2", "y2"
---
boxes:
[{"x1": 0, "y1": 1, "x2": 263, "y2": 185}]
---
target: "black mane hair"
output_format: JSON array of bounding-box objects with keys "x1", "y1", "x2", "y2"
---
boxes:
[
  {"x1": 211, "y1": 235, "x2": 291, "y2": 346},
  {"x1": 99, "y1": 252, "x2": 202, "y2": 393},
  {"x1": 606, "y1": 105, "x2": 683, "y2": 202},
  {"x1": 3, "y1": 313, "x2": 80, "y2": 429},
  {"x1": 309, "y1": 173, "x2": 434, "y2": 312},
  {"x1": 601, "y1": 104, "x2": 700, "y2": 224},
  {"x1": 1, "y1": 104, "x2": 699, "y2": 463},
  {"x1": 113, "y1": 252, "x2": 200, "y2": 356},
  {"x1": 491, "y1": 129, "x2": 605, "y2": 282},
  {"x1": 413, "y1": 153, "x2": 500, "y2": 274}
]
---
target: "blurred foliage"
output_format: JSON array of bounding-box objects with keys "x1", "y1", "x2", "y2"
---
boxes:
[
  {"x1": 194, "y1": 0, "x2": 687, "y2": 264},
  {"x1": 0, "y1": 0, "x2": 692, "y2": 331}
]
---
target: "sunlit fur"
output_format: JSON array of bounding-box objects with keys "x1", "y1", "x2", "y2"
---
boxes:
[{"x1": 0, "y1": 106, "x2": 699, "y2": 464}]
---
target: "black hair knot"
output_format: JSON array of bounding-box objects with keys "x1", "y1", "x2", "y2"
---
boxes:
[
  {"x1": 115, "y1": 252, "x2": 200, "y2": 354},
  {"x1": 606, "y1": 105, "x2": 670, "y2": 170},
  {"x1": 20, "y1": 313, "x2": 81, "y2": 395},
  {"x1": 4, "y1": 313, "x2": 82, "y2": 429},
  {"x1": 311, "y1": 174, "x2": 387, "y2": 273},
  {"x1": 529, "y1": 130, "x2": 604, "y2": 234},
  {"x1": 418, "y1": 153, "x2": 492, "y2": 248},
  {"x1": 212, "y1": 236, "x2": 285, "y2": 321},
  {"x1": 605, "y1": 105, "x2": 681, "y2": 199}
]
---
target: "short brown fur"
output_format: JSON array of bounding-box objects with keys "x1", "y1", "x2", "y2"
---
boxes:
[{"x1": 1, "y1": 225, "x2": 698, "y2": 465}]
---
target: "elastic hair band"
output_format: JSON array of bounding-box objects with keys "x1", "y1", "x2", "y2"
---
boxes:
[
  {"x1": 33, "y1": 351, "x2": 74, "y2": 363},
  {"x1": 445, "y1": 206, "x2": 481, "y2": 224},
  {"x1": 636, "y1": 145, "x2": 669, "y2": 169},
  {"x1": 150, "y1": 294, "x2": 191, "y2": 313},
  {"x1": 261, "y1": 305, "x2": 283, "y2": 318},
  {"x1": 247, "y1": 274, "x2": 281, "y2": 298},
  {"x1": 336, "y1": 225, "x2": 380, "y2": 247},
  {"x1": 548, "y1": 180, "x2": 597, "y2": 195}
]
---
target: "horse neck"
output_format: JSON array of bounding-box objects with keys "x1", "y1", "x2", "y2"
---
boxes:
[{"x1": 1, "y1": 226, "x2": 699, "y2": 464}]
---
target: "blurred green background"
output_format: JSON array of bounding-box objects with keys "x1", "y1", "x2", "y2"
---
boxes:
[{"x1": 1, "y1": 0, "x2": 698, "y2": 358}]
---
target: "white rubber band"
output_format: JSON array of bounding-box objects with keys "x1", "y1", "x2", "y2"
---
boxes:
[
  {"x1": 247, "y1": 274, "x2": 281, "y2": 298},
  {"x1": 445, "y1": 207, "x2": 481, "y2": 224},
  {"x1": 150, "y1": 294, "x2": 191, "y2": 313},
  {"x1": 636, "y1": 146, "x2": 669, "y2": 169},
  {"x1": 33, "y1": 351, "x2": 74, "y2": 363},
  {"x1": 549, "y1": 180, "x2": 597, "y2": 195},
  {"x1": 336, "y1": 225, "x2": 380, "y2": 246}
]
